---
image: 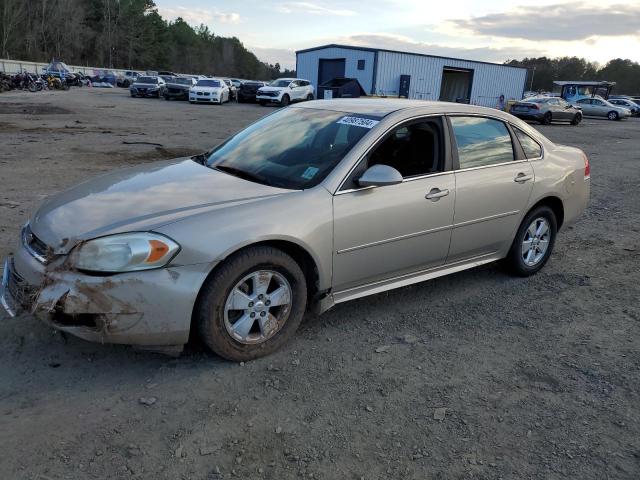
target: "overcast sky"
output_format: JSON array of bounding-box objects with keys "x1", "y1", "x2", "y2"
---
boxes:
[{"x1": 154, "y1": 0, "x2": 640, "y2": 69}]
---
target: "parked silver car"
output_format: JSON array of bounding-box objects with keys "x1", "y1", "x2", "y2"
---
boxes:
[
  {"x1": 572, "y1": 96, "x2": 631, "y2": 120},
  {"x1": 510, "y1": 96, "x2": 583, "y2": 125},
  {"x1": 1, "y1": 100, "x2": 590, "y2": 361}
]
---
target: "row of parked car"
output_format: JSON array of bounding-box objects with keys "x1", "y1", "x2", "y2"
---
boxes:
[
  {"x1": 127, "y1": 72, "x2": 316, "y2": 107},
  {"x1": 510, "y1": 93, "x2": 640, "y2": 125}
]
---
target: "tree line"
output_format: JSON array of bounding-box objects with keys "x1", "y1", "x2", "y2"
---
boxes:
[
  {"x1": 506, "y1": 57, "x2": 640, "y2": 95},
  {"x1": 0, "y1": 0, "x2": 295, "y2": 79}
]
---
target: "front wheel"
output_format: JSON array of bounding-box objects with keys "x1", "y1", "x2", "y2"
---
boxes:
[
  {"x1": 197, "y1": 246, "x2": 308, "y2": 361},
  {"x1": 607, "y1": 111, "x2": 619, "y2": 121},
  {"x1": 505, "y1": 206, "x2": 557, "y2": 277},
  {"x1": 280, "y1": 94, "x2": 290, "y2": 107},
  {"x1": 571, "y1": 113, "x2": 582, "y2": 125},
  {"x1": 259, "y1": 100, "x2": 266, "y2": 106},
  {"x1": 28, "y1": 83, "x2": 37, "y2": 93}
]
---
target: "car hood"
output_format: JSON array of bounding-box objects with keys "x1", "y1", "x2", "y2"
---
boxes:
[
  {"x1": 30, "y1": 159, "x2": 292, "y2": 254},
  {"x1": 191, "y1": 86, "x2": 223, "y2": 92},
  {"x1": 258, "y1": 86, "x2": 285, "y2": 93}
]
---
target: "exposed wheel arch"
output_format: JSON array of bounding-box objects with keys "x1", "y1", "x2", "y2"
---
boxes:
[{"x1": 528, "y1": 196, "x2": 564, "y2": 231}]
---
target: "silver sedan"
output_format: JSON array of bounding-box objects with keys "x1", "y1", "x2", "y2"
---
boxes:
[
  {"x1": 1, "y1": 100, "x2": 590, "y2": 361},
  {"x1": 573, "y1": 96, "x2": 631, "y2": 120}
]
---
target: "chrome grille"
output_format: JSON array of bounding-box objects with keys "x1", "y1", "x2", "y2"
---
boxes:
[
  {"x1": 5, "y1": 260, "x2": 36, "y2": 309},
  {"x1": 22, "y1": 225, "x2": 51, "y2": 263}
]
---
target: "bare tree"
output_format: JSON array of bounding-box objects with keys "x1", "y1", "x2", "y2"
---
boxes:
[{"x1": 0, "y1": 0, "x2": 25, "y2": 58}]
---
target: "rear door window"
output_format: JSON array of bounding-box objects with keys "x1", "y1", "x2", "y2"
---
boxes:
[{"x1": 450, "y1": 117, "x2": 515, "y2": 169}]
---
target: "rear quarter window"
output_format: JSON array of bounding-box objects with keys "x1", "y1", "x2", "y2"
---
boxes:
[{"x1": 514, "y1": 128, "x2": 543, "y2": 159}]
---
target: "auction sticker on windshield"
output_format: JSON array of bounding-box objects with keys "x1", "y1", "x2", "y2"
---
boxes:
[{"x1": 337, "y1": 116, "x2": 380, "y2": 129}]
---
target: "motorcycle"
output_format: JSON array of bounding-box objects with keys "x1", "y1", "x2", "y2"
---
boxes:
[{"x1": 45, "y1": 74, "x2": 70, "y2": 91}]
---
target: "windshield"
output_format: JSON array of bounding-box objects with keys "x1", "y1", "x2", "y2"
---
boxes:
[
  {"x1": 137, "y1": 76, "x2": 157, "y2": 84},
  {"x1": 270, "y1": 79, "x2": 292, "y2": 88},
  {"x1": 197, "y1": 79, "x2": 221, "y2": 87},
  {"x1": 172, "y1": 78, "x2": 193, "y2": 85},
  {"x1": 206, "y1": 108, "x2": 378, "y2": 189}
]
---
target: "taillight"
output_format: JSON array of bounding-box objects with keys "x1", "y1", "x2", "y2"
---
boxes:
[
  {"x1": 582, "y1": 151, "x2": 590, "y2": 179},
  {"x1": 531, "y1": 104, "x2": 540, "y2": 110}
]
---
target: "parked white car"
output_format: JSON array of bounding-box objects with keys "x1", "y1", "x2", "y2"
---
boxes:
[
  {"x1": 189, "y1": 78, "x2": 230, "y2": 105},
  {"x1": 256, "y1": 78, "x2": 314, "y2": 107}
]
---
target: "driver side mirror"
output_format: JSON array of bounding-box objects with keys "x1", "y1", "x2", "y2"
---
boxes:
[{"x1": 357, "y1": 164, "x2": 403, "y2": 188}]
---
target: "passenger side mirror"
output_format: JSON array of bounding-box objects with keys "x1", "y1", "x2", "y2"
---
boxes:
[{"x1": 357, "y1": 164, "x2": 403, "y2": 188}]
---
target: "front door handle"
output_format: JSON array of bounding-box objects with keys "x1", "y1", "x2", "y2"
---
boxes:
[
  {"x1": 425, "y1": 188, "x2": 450, "y2": 201},
  {"x1": 514, "y1": 173, "x2": 533, "y2": 183}
]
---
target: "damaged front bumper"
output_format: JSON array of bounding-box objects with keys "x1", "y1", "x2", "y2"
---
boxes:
[{"x1": 1, "y1": 243, "x2": 213, "y2": 347}]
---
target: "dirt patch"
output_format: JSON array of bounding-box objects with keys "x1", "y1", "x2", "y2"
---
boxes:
[{"x1": 0, "y1": 102, "x2": 72, "y2": 115}]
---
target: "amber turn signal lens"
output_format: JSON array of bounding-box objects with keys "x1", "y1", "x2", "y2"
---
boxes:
[{"x1": 146, "y1": 240, "x2": 170, "y2": 263}]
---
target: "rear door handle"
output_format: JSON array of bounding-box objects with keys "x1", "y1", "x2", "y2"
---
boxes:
[
  {"x1": 514, "y1": 173, "x2": 533, "y2": 183},
  {"x1": 425, "y1": 188, "x2": 449, "y2": 201}
]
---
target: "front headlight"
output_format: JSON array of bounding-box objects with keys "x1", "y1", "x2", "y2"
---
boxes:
[{"x1": 70, "y1": 233, "x2": 180, "y2": 273}]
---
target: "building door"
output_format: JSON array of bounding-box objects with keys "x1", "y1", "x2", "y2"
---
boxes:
[
  {"x1": 439, "y1": 67, "x2": 473, "y2": 103},
  {"x1": 318, "y1": 59, "x2": 346, "y2": 87},
  {"x1": 399, "y1": 75, "x2": 411, "y2": 98}
]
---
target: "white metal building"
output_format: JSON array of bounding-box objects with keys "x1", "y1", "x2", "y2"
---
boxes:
[{"x1": 296, "y1": 45, "x2": 528, "y2": 107}]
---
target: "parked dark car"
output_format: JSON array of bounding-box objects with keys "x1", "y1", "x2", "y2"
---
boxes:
[
  {"x1": 510, "y1": 96, "x2": 582, "y2": 125},
  {"x1": 129, "y1": 76, "x2": 166, "y2": 98},
  {"x1": 237, "y1": 81, "x2": 267, "y2": 103},
  {"x1": 164, "y1": 77, "x2": 197, "y2": 100}
]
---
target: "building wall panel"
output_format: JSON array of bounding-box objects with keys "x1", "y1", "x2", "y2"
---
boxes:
[
  {"x1": 375, "y1": 51, "x2": 527, "y2": 107},
  {"x1": 296, "y1": 48, "x2": 376, "y2": 94}
]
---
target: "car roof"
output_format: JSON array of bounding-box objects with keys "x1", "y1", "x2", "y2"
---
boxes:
[{"x1": 295, "y1": 98, "x2": 515, "y2": 119}]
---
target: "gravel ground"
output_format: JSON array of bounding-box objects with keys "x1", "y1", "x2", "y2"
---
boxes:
[{"x1": 0, "y1": 88, "x2": 638, "y2": 480}]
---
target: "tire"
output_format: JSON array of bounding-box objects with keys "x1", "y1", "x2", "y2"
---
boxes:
[
  {"x1": 259, "y1": 100, "x2": 266, "y2": 106},
  {"x1": 28, "y1": 83, "x2": 37, "y2": 93},
  {"x1": 541, "y1": 111, "x2": 552, "y2": 125},
  {"x1": 280, "y1": 94, "x2": 290, "y2": 107},
  {"x1": 505, "y1": 205, "x2": 557, "y2": 277},
  {"x1": 164, "y1": 95, "x2": 170, "y2": 101},
  {"x1": 197, "y1": 246, "x2": 308, "y2": 361},
  {"x1": 306, "y1": 94, "x2": 314, "y2": 101},
  {"x1": 571, "y1": 113, "x2": 582, "y2": 125},
  {"x1": 607, "y1": 111, "x2": 619, "y2": 121}
]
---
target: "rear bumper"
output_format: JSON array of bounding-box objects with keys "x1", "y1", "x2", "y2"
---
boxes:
[
  {"x1": 2, "y1": 242, "x2": 214, "y2": 347},
  {"x1": 510, "y1": 111, "x2": 544, "y2": 121}
]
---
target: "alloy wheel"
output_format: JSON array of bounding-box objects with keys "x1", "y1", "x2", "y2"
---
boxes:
[
  {"x1": 521, "y1": 217, "x2": 551, "y2": 266},
  {"x1": 223, "y1": 270, "x2": 292, "y2": 344}
]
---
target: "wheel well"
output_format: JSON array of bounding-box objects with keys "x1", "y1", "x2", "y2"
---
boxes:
[
  {"x1": 530, "y1": 196, "x2": 564, "y2": 230},
  {"x1": 189, "y1": 241, "x2": 320, "y2": 341}
]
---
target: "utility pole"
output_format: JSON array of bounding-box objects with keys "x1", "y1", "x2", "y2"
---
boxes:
[{"x1": 529, "y1": 66, "x2": 536, "y2": 92}]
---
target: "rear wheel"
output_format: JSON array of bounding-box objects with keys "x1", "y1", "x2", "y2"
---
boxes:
[
  {"x1": 280, "y1": 94, "x2": 290, "y2": 107},
  {"x1": 571, "y1": 113, "x2": 582, "y2": 125},
  {"x1": 306, "y1": 93, "x2": 314, "y2": 101},
  {"x1": 505, "y1": 206, "x2": 557, "y2": 277},
  {"x1": 541, "y1": 111, "x2": 552, "y2": 125},
  {"x1": 607, "y1": 111, "x2": 619, "y2": 121},
  {"x1": 197, "y1": 246, "x2": 307, "y2": 361}
]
